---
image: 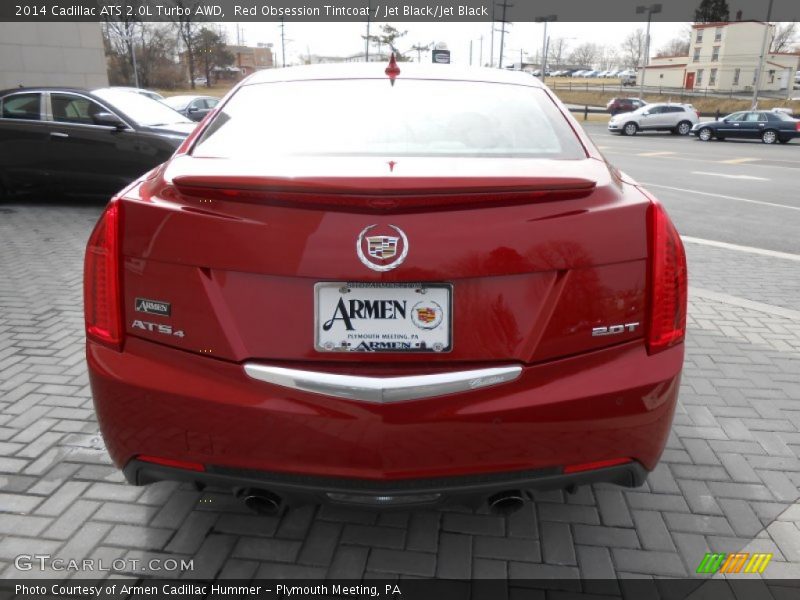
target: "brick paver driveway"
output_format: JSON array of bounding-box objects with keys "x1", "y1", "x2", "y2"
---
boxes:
[{"x1": 1, "y1": 200, "x2": 799, "y2": 583}]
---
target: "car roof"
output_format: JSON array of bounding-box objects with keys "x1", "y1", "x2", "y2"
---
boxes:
[
  {"x1": 0, "y1": 86, "x2": 88, "y2": 96},
  {"x1": 244, "y1": 63, "x2": 545, "y2": 88}
]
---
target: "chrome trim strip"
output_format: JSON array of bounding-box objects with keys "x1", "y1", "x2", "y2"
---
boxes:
[{"x1": 243, "y1": 364, "x2": 522, "y2": 403}]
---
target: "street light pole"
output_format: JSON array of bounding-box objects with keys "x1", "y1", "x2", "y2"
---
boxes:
[
  {"x1": 636, "y1": 4, "x2": 662, "y2": 100},
  {"x1": 125, "y1": 28, "x2": 139, "y2": 88},
  {"x1": 535, "y1": 15, "x2": 557, "y2": 81},
  {"x1": 751, "y1": 0, "x2": 774, "y2": 109}
]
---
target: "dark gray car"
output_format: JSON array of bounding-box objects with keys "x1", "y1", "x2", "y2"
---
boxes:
[
  {"x1": 691, "y1": 110, "x2": 799, "y2": 144},
  {"x1": 0, "y1": 87, "x2": 195, "y2": 198},
  {"x1": 163, "y1": 95, "x2": 220, "y2": 122}
]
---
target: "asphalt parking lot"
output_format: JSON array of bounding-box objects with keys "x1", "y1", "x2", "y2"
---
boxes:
[{"x1": 1, "y1": 123, "x2": 799, "y2": 586}]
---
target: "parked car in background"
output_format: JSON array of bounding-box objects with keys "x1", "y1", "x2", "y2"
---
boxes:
[
  {"x1": 608, "y1": 103, "x2": 699, "y2": 136},
  {"x1": 0, "y1": 86, "x2": 194, "y2": 198},
  {"x1": 110, "y1": 86, "x2": 165, "y2": 103},
  {"x1": 84, "y1": 62, "x2": 686, "y2": 515},
  {"x1": 193, "y1": 77, "x2": 208, "y2": 87},
  {"x1": 621, "y1": 74, "x2": 637, "y2": 86},
  {"x1": 691, "y1": 110, "x2": 800, "y2": 144},
  {"x1": 163, "y1": 95, "x2": 220, "y2": 122},
  {"x1": 606, "y1": 97, "x2": 646, "y2": 115}
]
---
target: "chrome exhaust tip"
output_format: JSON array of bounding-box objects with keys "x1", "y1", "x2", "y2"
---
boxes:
[
  {"x1": 237, "y1": 488, "x2": 282, "y2": 516},
  {"x1": 487, "y1": 490, "x2": 526, "y2": 515}
]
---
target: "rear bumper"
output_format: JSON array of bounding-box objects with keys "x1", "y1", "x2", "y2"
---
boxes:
[
  {"x1": 88, "y1": 336, "x2": 682, "y2": 495},
  {"x1": 124, "y1": 458, "x2": 648, "y2": 509}
]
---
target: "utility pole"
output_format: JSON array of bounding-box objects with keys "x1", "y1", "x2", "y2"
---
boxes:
[
  {"x1": 636, "y1": 4, "x2": 662, "y2": 100},
  {"x1": 536, "y1": 15, "x2": 556, "y2": 80},
  {"x1": 751, "y1": 0, "x2": 774, "y2": 109},
  {"x1": 365, "y1": 0, "x2": 371, "y2": 61},
  {"x1": 479, "y1": 35, "x2": 483, "y2": 66},
  {"x1": 279, "y1": 18, "x2": 286, "y2": 67},
  {"x1": 470, "y1": 40, "x2": 473, "y2": 65},
  {"x1": 496, "y1": 0, "x2": 512, "y2": 68},
  {"x1": 489, "y1": 2, "x2": 495, "y2": 67}
]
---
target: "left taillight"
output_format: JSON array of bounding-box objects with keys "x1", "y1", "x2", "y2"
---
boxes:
[{"x1": 84, "y1": 201, "x2": 123, "y2": 349}]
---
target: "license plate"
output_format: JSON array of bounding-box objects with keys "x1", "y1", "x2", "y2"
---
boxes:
[{"x1": 315, "y1": 282, "x2": 452, "y2": 353}]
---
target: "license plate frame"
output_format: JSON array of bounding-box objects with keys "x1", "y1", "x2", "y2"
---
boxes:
[{"x1": 314, "y1": 282, "x2": 453, "y2": 353}]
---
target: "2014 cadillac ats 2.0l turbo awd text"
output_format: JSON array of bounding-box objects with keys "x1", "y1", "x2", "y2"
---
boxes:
[{"x1": 84, "y1": 58, "x2": 687, "y2": 515}]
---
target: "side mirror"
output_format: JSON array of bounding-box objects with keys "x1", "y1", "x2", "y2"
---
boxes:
[
  {"x1": 93, "y1": 111, "x2": 126, "y2": 129},
  {"x1": 641, "y1": 111, "x2": 650, "y2": 116},
  {"x1": 187, "y1": 107, "x2": 199, "y2": 113}
]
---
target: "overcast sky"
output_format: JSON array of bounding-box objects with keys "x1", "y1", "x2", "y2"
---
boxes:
[{"x1": 222, "y1": 21, "x2": 692, "y2": 66}]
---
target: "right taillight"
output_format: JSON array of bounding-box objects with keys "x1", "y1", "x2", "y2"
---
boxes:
[
  {"x1": 795, "y1": 121, "x2": 800, "y2": 132},
  {"x1": 647, "y1": 200, "x2": 687, "y2": 354},
  {"x1": 84, "y1": 201, "x2": 123, "y2": 349}
]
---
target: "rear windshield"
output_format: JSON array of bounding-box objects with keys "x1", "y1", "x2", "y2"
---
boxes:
[{"x1": 192, "y1": 79, "x2": 586, "y2": 159}]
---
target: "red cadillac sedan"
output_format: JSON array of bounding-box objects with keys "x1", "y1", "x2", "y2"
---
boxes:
[{"x1": 85, "y1": 59, "x2": 686, "y2": 515}]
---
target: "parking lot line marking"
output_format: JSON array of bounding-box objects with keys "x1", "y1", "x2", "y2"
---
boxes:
[
  {"x1": 682, "y1": 236, "x2": 800, "y2": 263},
  {"x1": 642, "y1": 182, "x2": 800, "y2": 212},
  {"x1": 691, "y1": 171, "x2": 769, "y2": 181},
  {"x1": 637, "y1": 151, "x2": 677, "y2": 157},
  {"x1": 721, "y1": 157, "x2": 759, "y2": 164},
  {"x1": 691, "y1": 287, "x2": 800, "y2": 321}
]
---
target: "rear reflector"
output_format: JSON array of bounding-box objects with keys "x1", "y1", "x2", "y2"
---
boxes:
[
  {"x1": 647, "y1": 200, "x2": 688, "y2": 354},
  {"x1": 84, "y1": 201, "x2": 123, "y2": 349},
  {"x1": 564, "y1": 457, "x2": 632, "y2": 474},
  {"x1": 137, "y1": 455, "x2": 205, "y2": 472}
]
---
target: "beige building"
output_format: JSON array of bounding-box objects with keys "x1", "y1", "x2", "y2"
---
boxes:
[
  {"x1": 642, "y1": 21, "x2": 798, "y2": 92},
  {"x1": 0, "y1": 23, "x2": 108, "y2": 89}
]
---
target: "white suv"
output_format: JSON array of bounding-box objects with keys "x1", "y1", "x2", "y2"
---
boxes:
[{"x1": 608, "y1": 103, "x2": 700, "y2": 136}]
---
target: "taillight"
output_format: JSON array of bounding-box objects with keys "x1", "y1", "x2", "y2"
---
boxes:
[
  {"x1": 84, "y1": 201, "x2": 123, "y2": 349},
  {"x1": 795, "y1": 121, "x2": 800, "y2": 132},
  {"x1": 695, "y1": 110, "x2": 700, "y2": 119},
  {"x1": 647, "y1": 200, "x2": 687, "y2": 354}
]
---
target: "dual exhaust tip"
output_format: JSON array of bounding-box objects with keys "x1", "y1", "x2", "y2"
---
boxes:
[{"x1": 236, "y1": 487, "x2": 529, "y2": 516}]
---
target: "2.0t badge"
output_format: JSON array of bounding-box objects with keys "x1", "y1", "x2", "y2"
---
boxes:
[{"x1": 356, "y1": 224, "x2": 408, "y2": 272}]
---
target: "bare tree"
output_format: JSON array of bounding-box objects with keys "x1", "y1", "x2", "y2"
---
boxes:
[
  {"x1": 569, "y1": 43, "x2": 599, "y2": 68},
  {"x1": 547, "y1": 38, "x2": 569, "y2": 69},
  {"x1": 656, "y1": 37, "x2": 691, "y2": 57},
  {"x1": 170, "y1": 0, "x2": 203, "y2": 88},
  {"x1": 771, "y1": 23, "x2": 797, "y2": 53},
  {"x1": 619, "y1": 28, "x2": 646, "y2": 70},
  {"x1": 102, "y1": 15, "x2": 140, "y2": 84},
  {"x1": 599, "y1": 46, "x2": 620, "y2": 70}
]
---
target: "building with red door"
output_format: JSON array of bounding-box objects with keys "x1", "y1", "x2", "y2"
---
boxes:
[{"x1": 640, "y1": 21, "x2": 797, "y2": 93}]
